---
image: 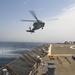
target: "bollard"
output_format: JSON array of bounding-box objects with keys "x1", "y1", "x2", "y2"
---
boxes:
[
  {"x1": 48, "y1": 65, "x2": 56, "y2": 75},
  {"x1": 47, "y1": 61, "x2": 56, "y2": 75},
  {"x1": 46, "y1": 61, "x2": 54, "y2": 65}
]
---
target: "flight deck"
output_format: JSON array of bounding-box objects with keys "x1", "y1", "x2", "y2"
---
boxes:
[
  {"x1": 0, "y1": 44, "x2": 75, "y2": 75},
  {"x1": 38, "y1": 44, "x2": 75, "y2": 75}
]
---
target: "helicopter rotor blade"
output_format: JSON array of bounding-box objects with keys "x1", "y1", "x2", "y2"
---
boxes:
[
  {"x1": 44, "y1": 18, "x2": 59, "y2": 21},
  {"x1": 21, "y1": 20, "x2": 35, "y2": 22},
  {"x1": 47, "y1": 18, "x2": 59, "y2": 20},
  {"x1": 30, "y1": 11, "x2": 39, "y2": 21}
]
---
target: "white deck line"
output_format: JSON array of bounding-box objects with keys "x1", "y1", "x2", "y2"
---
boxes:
[
  {"x1": 47, "y1": 44, "x2": 52, "y2": 56},
  {"x1": 70, "y1": 46, "x2": 75, "y2": 49},
  {"x1": 53, "y1": 54, "x2": 75, "y2": 56}
]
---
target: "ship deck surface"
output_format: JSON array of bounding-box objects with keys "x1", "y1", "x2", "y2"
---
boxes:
[
  {"x1": 0, "y1": 44, "x2": 75, "y2": 75},
  {"x1": 38, "y1": 44, "x2": 75, "y2": 75}
]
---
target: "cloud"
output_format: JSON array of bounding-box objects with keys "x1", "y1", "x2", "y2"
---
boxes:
[
  {"x1": 43, "y1": 4, "x2": 75, "y2": 42},
  {"x1": 61, "y1": 3, "x2": 75, "y2": 14}
]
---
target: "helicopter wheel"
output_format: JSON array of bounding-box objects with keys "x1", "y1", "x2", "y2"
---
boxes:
[{"x1": 42, "y1": 28, "x2": 43, "y2": 29}]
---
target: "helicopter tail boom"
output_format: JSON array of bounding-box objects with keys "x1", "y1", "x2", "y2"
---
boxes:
[{"x1": 26, "y1": 30, "x2": 34, "y2": 33}]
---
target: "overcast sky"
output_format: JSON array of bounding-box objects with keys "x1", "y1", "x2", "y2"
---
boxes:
[{"x1": 0, "y1": 0, "x2": 75, "y2": 43}]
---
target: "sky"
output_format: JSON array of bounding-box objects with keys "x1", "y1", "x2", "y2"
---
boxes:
[{"x1": 0, "y1": 0, "x2": 75, "y2": 43}]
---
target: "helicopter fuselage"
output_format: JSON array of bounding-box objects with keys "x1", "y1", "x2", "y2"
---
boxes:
[{"x1": 32, "y1": 21, "x2": 45, "y2": 30}]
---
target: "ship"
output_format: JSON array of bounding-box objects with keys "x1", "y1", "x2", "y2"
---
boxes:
[{"x1": 0, "y1": 44, "x2": 75, "y2": 75}]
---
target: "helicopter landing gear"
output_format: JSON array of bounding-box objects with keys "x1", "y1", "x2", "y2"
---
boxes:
[{"x1": 42, "y1": 28, "x2": 43, "y2": 29}]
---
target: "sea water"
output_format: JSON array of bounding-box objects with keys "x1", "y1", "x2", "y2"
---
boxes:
[{"x1": 0, "y1": 42, "x2": 43, "y2": 68}]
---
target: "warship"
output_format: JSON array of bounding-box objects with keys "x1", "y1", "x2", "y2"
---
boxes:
[{"x1": 0, "y1": 44, "x2": 75, "y2": 75}]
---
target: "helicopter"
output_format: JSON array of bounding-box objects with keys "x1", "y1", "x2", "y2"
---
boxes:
[{"x1": 21, "y1": 11, "x2": 45, "y2": 33}]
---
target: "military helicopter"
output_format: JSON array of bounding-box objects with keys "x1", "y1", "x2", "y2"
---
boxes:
[{"x1": 21, "y1": 11, "x2": 45, "y2": 33}]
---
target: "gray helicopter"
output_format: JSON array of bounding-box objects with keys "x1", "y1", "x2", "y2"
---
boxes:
[{"x1": 21, "y1": 11, "x2": 45, "y2": 33}]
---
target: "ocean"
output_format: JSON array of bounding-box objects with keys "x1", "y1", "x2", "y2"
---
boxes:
[{"x1": 0, "y1": 42, "x2": 43, "y2": 68}]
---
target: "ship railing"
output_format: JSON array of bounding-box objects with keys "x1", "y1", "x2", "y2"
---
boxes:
[{"x1": 29, "y1": 63, "x2": 38, "y2": 75}]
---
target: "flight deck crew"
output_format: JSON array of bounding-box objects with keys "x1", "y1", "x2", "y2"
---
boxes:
[
  {"x1": 1, "y1": 68, "x2": 9, "y2": 75},
  {"x1": 36, "y1": 55, "x2": 42, "y2": 67}
]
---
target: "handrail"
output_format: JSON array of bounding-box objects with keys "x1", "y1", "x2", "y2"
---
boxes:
[{"x1": 5, "y1": 65, "x2": 19, "y2": 75}]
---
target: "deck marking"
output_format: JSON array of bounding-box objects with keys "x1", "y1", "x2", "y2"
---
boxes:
[
  {"x1": 53, "y1": 54, "x2": 75, "y2": 56},
  {"x1": 47, "y1": 44, "x2": 52, "y2": 56},
  {"x1": 70, "y1": 45, "x2": 75, "y2": 49}
]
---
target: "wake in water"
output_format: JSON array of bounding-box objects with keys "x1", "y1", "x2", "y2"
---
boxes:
[
  {"x1": 0, "y1": 47, "x2": 29, "y2": 58},
  {"x1": 0, "y1": 42, "x2": 42, "y2": 67},
  {"x1": 0, "y1": 46, "x2": 30, "y2": 68}
]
